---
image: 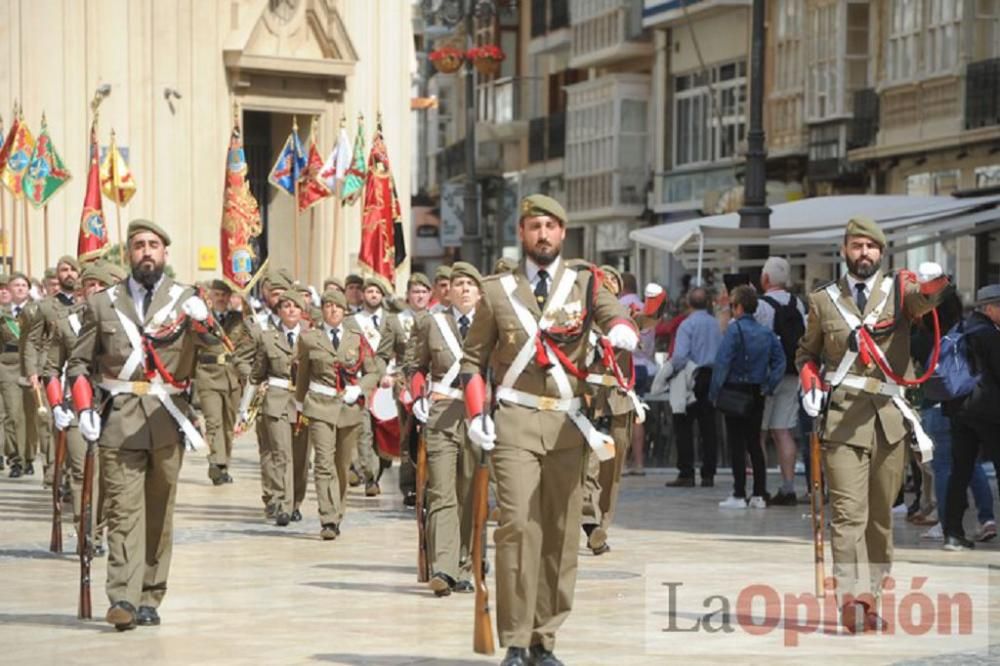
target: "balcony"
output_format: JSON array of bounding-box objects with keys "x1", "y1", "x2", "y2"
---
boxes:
[
  {"x1": 527, "y1": 111, "x2": 567, "y2": 164},
  {"x1": 435, "y1": 138, "x2": 504, "y2": 184},
  {"x1": 657, "y1": 164, "x2": 739, "y2": 212},
  {"x1": 569, "y1": 0, "x2": 653, "y2": 69},
  {"x1": 848, "y1": 88, "x2": 879, "y2": 150},
  {"x1": 530, "y1": 0, "x2": 571, "y2": 54},
  {"x1": 476, "y1": 77, "x2": 541, "y2": 142},
  {"x1": 966, "y1": 58, "x2": 1000, "y2": 130}
]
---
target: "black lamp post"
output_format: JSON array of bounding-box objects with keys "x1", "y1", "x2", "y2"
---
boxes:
[
  {"x1": 738, "y1": 0, "x2": 770, "y2": 280},
  {"x1": 421, "y1": 0, "x2": 518, "y2": 273}
]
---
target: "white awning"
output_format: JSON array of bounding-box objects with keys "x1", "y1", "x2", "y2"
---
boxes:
[{"x1": 629, "y1": 194, "x2": 1000, "y2": 270}]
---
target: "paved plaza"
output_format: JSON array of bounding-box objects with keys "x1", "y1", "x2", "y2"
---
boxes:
[{"x1": 1, "y1": 437, "x2": 998, "y2": 665}]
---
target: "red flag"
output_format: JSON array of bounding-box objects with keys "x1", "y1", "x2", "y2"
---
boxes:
[
  {"x1": 77, "y1": 121, "x2": 109, "y2": 261},
  {"x1": 358, "y1": 125, "x2": 400, "y2": 282},
  {"x1": 297, "y1": 119, "x2": 331, "y2": 211},
  {"x1": 220, "y1": 115, "x2": 264, "y2": 292}
]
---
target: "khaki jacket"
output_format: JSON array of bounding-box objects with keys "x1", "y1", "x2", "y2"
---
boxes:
[
  {"x1": 407, "y1": 308, "x2": 467, "y2": 438},
  {"x1": 294, "y1": 322, "x2": 380, "y2": 427},
  {"x1": 796, "y1": 270, "x2": 945, "y2": 448},
  {"x1": 250, "y1": 326, "x2": 301, "y2": 420},
  {"x1": 194, "y1": 311, "x2": 254, "y2": 392},
  {"x1": 0, "y1": 306, "x2": 21, "y2": 377},
  {"x1": 20, "y1": 293, "x2": 74, "y2": 379}
]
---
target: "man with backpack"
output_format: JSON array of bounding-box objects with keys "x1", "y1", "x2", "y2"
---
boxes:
[
  {"x1": 941, "y1": 284, "x2": 1000, "y2": 551},
  {"x1": 755, "y1": 257, "x2": 807, "y2": 505}
]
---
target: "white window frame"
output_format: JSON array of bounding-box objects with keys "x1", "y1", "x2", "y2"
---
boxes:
[
  {"x1": 672, "y1": 61, "x2": 747, "y2": 168},
  {"x1": 807, "y1": 2, "x2": 840, "y2": 120},
  {"x1": 887, "y1": 0, "x2": 923, "y2": 83},
  {"x1": 974, "y1": 0, "x2": 1000, "y2": 59},
  {"x1": 774, "y1": 0, "x2": 804, "y2": 95},
  {"x1": 925, "y1": 0, "x2": 963, "y2": 75}
]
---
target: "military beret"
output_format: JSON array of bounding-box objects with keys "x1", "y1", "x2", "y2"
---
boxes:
[
  {"x1": 209, "y1": 279, "x2": 232, "y2": 293},
  {"x1": 127, "y1": 218, "x2": 171, "y2": 246},
  {"x1": 493, "y1": 257, "x2": 516, "y2": 274},
  {"x1": 434, "y1": 265, "x2": 452, "y2": 281},
  {"x1": 308, "y1": 307, "x2": 323, "y2": 324},
  {"x1": 845, "y1": 216, "x2": 886, "y2": 248},
  {"x1": 364, "y1": 274, "x2": 393, "y2": 296},
  {"x1": 324, "y1": 276, "x2": 345, "y2": 292},
  {"x1": 345, "y1": 273, "x2": 364, "y2": 287},
  {"x1": 80, "y1": 262, "x2": 114, "y2": 287},
  {"x1": 383, "y1": 295, "x2": 402, "y2": 314},
  {"x1": 57, "y1": 255, "x2": 81, "y2": 272},
  {"x1": 277, "y1": 289, "x2": 306, "y2": 311},
  {"x1": 407, "y1": 272, "x2": 432, "y2": 290},
  {"x1": 43, "y1": 268, "x2": 57, "y2": 280},
  {"x1": 519, "y1": 194, "x2": 567, "y2": 225},
  {"x1": 450, "y1": 261, "x2": 483, "y2": 289},
  {"x1": 8, "y1": 271, "x2": 29, "y2": 284},
  {"x1": 600, "y1": 264, "x2": 622, "y2": 290},
  {"x1": 321, "y1": 289, "x2": 348, "y2": 309},
  {"x1": 105, "y1": 262, "x2": 129, "y2": 283}
]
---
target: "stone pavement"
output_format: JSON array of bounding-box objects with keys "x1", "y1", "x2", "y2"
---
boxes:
[{"x1": 1, "y1": 439, "x2": 998, "y2": 665}]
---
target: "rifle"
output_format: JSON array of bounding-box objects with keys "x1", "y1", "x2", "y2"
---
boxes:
[
  {"x1": 472, "y1": 373, "x2": 495, "y2": 655},
  {"x1": 49, "y1": 427, "x2": 67, "y2": 553},
  {"x1": 809, "y1": 380, "x2": 826, "y2": 599},
  {"x1": 415, "y1": 402, "x2": 430, "y2": 583},
  {"x1": 78, "y1": 433, "x2": 96, "y2": 619}
]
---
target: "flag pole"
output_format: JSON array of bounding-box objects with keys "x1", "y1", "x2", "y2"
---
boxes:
[
  {"x1": 10, "y1": 192, "x2": 18, "y2": 272},
  {"x1": 294, "y1": 180, "x2": 301, "y2": 277},
  {"x1": 309, "y1": 207, "x2": 316, "y2": 283},
  {"x1": 22, "y1": 198, "x2": 31, "y2": 277},
  {"x1": 43, "y1": 204, "x2": 50, "y2": 268},
  {"x1": 331, "y1": 181, "x2": 341, "y2": 277},
  {"x1": 0, "y1": 187, "x2": 6, "y2": 271},
  {"x1": 115, "y1": 201, "x2": 124, "y2": 267}
]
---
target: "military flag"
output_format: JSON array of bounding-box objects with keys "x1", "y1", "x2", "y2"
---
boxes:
[
  {"x1": 220, "y1": 112, "x2": 264, "y2": 292},
  {"x1": 297, "y1": 117, "x2": 332, "y2": 212},
  {"x1": 0, "y1": 109, "x2": 35, "y2": 198},
  {"x1": 23, "y1": 114, "x2": 72, "y2": 208},
  {"x1": 99, "y1": 129, "x2": 136, "y2": 206},
  {"x1": 319, "y1": 124, "x2": 351, "y2": 193},
  {"x1": 358, "y1": 118, "x2": 404, "y2": 281},
  {"x1": 78, "y1": 121, "x2": 109, "y2": 261},
  {"x1": 268, "y1": 118, "x2": 306, "y2": 196},
  {"x1": 0, "y1": 111, "x2": 14, "y2": 173},
  {"x1": 341, "y1": 116, "x2": 366, "y2": 205}
]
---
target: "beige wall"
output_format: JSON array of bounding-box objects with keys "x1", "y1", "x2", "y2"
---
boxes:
[
  {"x1": 0, "y1": 0, "x2": 414, "y2": 290},
  {"x1": 669, "y1": 8, "x2": 749, "y2": 74}
]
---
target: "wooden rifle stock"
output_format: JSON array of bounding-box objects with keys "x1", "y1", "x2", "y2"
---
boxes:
[
  {"x1": 471, "y1": 449, "x2": 494, "y2": 655},
  {"x1": 415, "y1": 418, "x2": 429, "y2": 583},
  {"x1": 49, "y1": 428, "x2": 67, "y2": 553},
  {"x1": 78, "y1": 438, "x2": 96, "y2": 619},
  {"x1": 809, "y1": 381, "x2": 826, "y2": 598}
]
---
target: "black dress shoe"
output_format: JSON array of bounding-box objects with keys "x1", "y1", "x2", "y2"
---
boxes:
[
  {"x1": 429, "y1": 572, "x2": 455, "y2": 597},
  {"x1": 591, "y1": 542, "x2": 611, "y2": 556},
  {"x1": 136, "y1": 606, "x2": 160, "y2": 626},
  {"x1": 767, "y1": 490, "x2": 797, "y2": 506},
  {"x1": 665, "y1": 476, "x2": 694, "y2": 488},
  {"x1": 23, "y1": 462, "x2": 34, "y2": 476},
  {"x1": 222, "y1": 472, "x2": 234, "y2": 484},
  {"x1": 529, "y1": 644, "x2": 565, "y2": 666},
  {"x1": 0, "y1": 455, "x2": 4, "y2": 470},
  {"x1": 500, "y1": 647, "x2": 530, "y2": 666},
  {"x1": 403, "y1": 491, "x2": 417, "y2": 507},
  {"x1": 320, "y1": 523, "x2": 339, "y2": 540},
  {"x1": 943, "y1": 535, "x2": 975, "y2": 551},
  {"x1": 9, "y1": 464, "x2": 22, "y2": 479},
  {"x1": 106, "y1": 601, "x2": 137, "y2": 631},
  {"x1": 365, "y1": 481, "x2": 380, "y2": 497},
  {"x1": 211, "y1": 476, "x2": 225, "y2": 487},
  {"x1": 275, "y1": 512, "x2": 291, "y2": 527},
  {"x1": 453, "y1": 579, "x2": 474, "y2": 593},
  {"x1": 291, "y1": 509, "x2": 303, "y2": 522},
  {"x1": 265, "y1": 503, "x2": 276, "y2": 518}
]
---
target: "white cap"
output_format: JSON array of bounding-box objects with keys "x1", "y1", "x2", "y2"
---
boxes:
[{"x1": 762, "y1": 256, "x2": 790, "y2": 287}]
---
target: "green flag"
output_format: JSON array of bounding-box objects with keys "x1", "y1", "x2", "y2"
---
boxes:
[
  {"x1": 23, "y1": 114, "x2": 71, "y2": 208},
  {"x1": 341, "y1": 117, "x2": 366, "y2": 205}
]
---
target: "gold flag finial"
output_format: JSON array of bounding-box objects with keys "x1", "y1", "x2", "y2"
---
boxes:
[
  {"x1": 292, "y1": 115, "x2": 298, "y2": 132},
  {"x1": 232, "y1": 100, "x2": 240, "y2": 126},
  {"x1": 339, "y1": 114, "x2": 346, "y2": 129},
  {"x1": 40, "y1": 111, "x2": 47, "y2": 129}
]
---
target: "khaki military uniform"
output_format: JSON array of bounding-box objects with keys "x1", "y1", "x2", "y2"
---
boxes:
[
  {"x1": 378, "y1": 307, "x2": 424, "y2": 495},
  {"x1": 67, "y1": 276, "x2": 208, "y2": 610},
  {"x1": 195, "y1": 310, "x2": 253, "y2": 482},
  {"x1": 249, "y1": 310, "x2": 279, "y2": 509},
  {"x1": 460, "y1": 257, "x2": 629, "y2": 652},
  {"x1": 796, "y1": 270, "x2": 944, "y2": 600},
  {"x1": 0, "y1": 305, "x2": 27, "y2": 471},
  {"x1": 407, "y1": 308, "x2": 478, "y2": 583},
  {"x1": 294, "y1": 321, "x2": 379, "y2": 528},
  {"x1": 348, "y1": 308, "x2": 390, "y2": 484}
]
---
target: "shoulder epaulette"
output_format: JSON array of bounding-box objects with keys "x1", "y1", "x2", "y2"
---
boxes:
[
  {"x1": 812, "y1": 280, "x2": 836, "y2": 293},
  {"x1": 566, "y1": 258, "x2": 595, "y2": 270},
  {"x1": 482, "y1": 272, "x2": 504, "y2": 283}
]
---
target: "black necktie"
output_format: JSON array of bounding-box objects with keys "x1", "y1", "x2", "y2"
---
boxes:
[
  {"x1": 330, "y1": 328, "x2": 340, "y2": 350},
  {"x1": 13, "y1": 305, "x2": 20, "y2": 318},
  {"x1": 287, "y1": 331, "x2": 295, "y2": 347},
  {"x1": 535, "y1": 270, "x2": 549, "y2": 308},
  {"x1": 854, "y1": 283, "x2": 867, "y2": 313},
  {"x1": 372, "y1": 314, "x2": 379, "y2": 329},
  {"x1": 142, "y1": 289, "x2": 153, "y2": 319},
  {"x1": 458, "y1": 314, "x2": 470, "y2": 340}
]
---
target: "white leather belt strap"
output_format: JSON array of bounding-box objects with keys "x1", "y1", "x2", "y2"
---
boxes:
[
  {"x1": 268, "y1": 377, "x2": 291, "y2": 390},
  {"x1": 586, "y1": 373, "x2": 618, "y2": 387},
  {"x1": 107, "y1": 284, "x2": 186, "y2": 381},
  {"x1": 496, "y1": 386, "x2": 581, "y2": 412},
  {"x1": 825, "y1": 276, "x2": 894, "y2": 387},
  {"x1": 308, "y1": 381, "x2": 339, "y2": 397},
  {"x1": 432, "y1": 312, "x2": 463, "y2": 390},
  {"x1": 98, "y1": 376, "x2": 205, "y2": 450},
  {"x1": 429, "y1": 382, "x2": 462, "y2": 399},
  {"x1": 68, "y1": 313, "x2": 81, "y2": 336},
  {"x1": 830, "y1": 374, "x2": 904, "y2": 398}
]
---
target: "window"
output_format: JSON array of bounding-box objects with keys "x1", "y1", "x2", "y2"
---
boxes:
[
  {"x1": 774, "y1": 0, "x2": 804, "y2": 94},
  {"x1": 887, "y1": 0, "x2": 922, "y2": 82},
  {"x1": 673, "y1": 61, "x2": 747, "y2": 167},
  {"x1": 974, "y1": 0, "x2": 1000, "y2": 59},
  {"x1": 975, "y1": 164, "x2": 1000, "y2": 188},
  {"x1": 926, "y1": 0, "x2": 962, "y2": 74},
  {"x1": 905, "y1": 169, "x2": 960, "y2": 195},
  {"x1": 807, "y1": 3, "x2": 839, "y2": 119}
]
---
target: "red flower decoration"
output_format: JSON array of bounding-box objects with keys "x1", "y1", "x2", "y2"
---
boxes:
[
  {"x1": 429, "y1": 46, "x2": 465, "y2": 63},
  {"x1": 466, "y1": 45, "x2": 505, "y2": 62}
]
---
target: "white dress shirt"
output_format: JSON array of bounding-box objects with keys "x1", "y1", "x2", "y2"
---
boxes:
[
  {"x1": 281, "y1": 323, "x2": 301, "y2": 346},
  {"x1": 524, "y1": 255, "x2": 561, "y2": 293},
  {"x1": 846, "y1": 272, "x2": 879, "y2": 308},
  {"x1": 128, "y1": 275, "x2": 164, "y2": 321}
]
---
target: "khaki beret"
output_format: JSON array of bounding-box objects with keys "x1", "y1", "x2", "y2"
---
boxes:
[
  {"x1": 80, "y1": 262, "x2": 115, "y2": 287},
  {"x1": 363, "y1": 274, "x2": 393, "y2": 296},
  {"x1": 127, "y1": 218, "x2": 171, "y2": 246},
  {"x1": 345, "y1": 273, "x2": 364, "y2": 287},
  {"x1": 600, "y1": 264, "x2": 622, "y2": 290},
  {"x1": 321, "y1": 289, "x2": 347, "y2": 309},
  {"x1": 434, "y1": 265, "x2": 452, "y2": 282},
  {"x1": 519, "y1": 194, "x2": 567, "y2": 225},
  {"x1": 493, "y1": 257, "x2": 516, "y2": 274},
  {"x1": 323, "y1": 276, "x2": 345, "y2": 292},
  {"x1": 43, "y1": 268, "x2": 57, "y2": 280},
  {"x1": 106, "y1": 262, "x2": 129, "y2": 283},
  {"x1": 308, "y1": 307, "x2": 323, "y2": 324},
  {"x1": 407, "y1": 272, "x2": 432, "y2": 290},
  {"x1": 845, "y1": 216, "x2": 886, "y2": 248},
  {"x1": 277, "y1": 289, "x2": 306, "y2": 311},
  {"x1": 8, "y1": 271, "x2": 29, "y2": 284},
  {"x1": 450, "y1": 261, "x2": 483, "y2": 289},
  {"x1": 210, "y1": 279, "x2": 232, "y2": 293},
  {"x1": 57, "y1": 255, "x2": 81, "y2": 272}
]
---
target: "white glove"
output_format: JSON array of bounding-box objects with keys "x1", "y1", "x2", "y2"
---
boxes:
[
  {"x1": 79, "y1": 409, "x2": 101, "y2": 442},
  {"x1": 412, "y1": 397, "x2": 430, "y2": 424},
  {"x1": 607, "y1": 323, "x2": 638, "y2": 351},
  {"x1": 182, "y1": 296, "x2": 210, "y2": 322},
  {"x1": 294, "y1": 400, "x2": 304, "y2": 415},
  {"x1": 917, "y1": 261, "x2": 943, "y2": 283},
  {"x1": 342, "y1": 385, "x2": 363, "y2": 405},
  {"x1": 467, "y1": 414, "x2": 496, "y2": 451},
  {"x1": 52, "y1": 405, "x2": 73, "y2": 431},
  {"x1": 801, "y1": 388, "x2": 826, "y2": 418},
  {"x1": 634, "y1": 400, "x2": 649, "y2": 425},
  {"x1": 237, "y1": 408, "x2": 250, "y2": 425}
]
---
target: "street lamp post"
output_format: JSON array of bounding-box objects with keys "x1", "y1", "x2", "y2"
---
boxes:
[
  {"x1": 421, "y1": 0, "x2": 517, "y2": 273},
  {"x1": 738, "y1": 0, "x2": 770, "y2": 279}
]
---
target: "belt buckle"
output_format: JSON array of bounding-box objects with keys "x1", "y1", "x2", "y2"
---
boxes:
[
  {"x1": 863, "y1": 376, "x2": 882, "y2": 394},
  {"x1": 133, "y1": 381, "x2": 150, "y2": 396},
  {"x1": 217, "y1": 353, "x2": 227, "y2": 364},
  {"x1": 537, "y1": 396, "x2": 559, "y2": 411}
]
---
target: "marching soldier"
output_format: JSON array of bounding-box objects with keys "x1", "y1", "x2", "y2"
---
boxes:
[
  {"x1": 796, "y1": 217, "x2": 950, "y2": 634},
  {"x1": 344, "y1": 273, "x2": 364, "y2": 314},
  {"x1": 21, "y1": 256, "x2": 81, "y2": 485},
  {"x1": 2, "y1": 272, "x2": 31, "y2": 477},
  {"x1": 195, "y1": 279, "x2": 253, "y2": 485},
  {"x1": 294, "y1": 289, "x2": 380, "y2": 539},
  {"x1": 67, "y1": 219, "x2": 216, "y2": 631},
  {"x1": 408, "y1": 262, "x2": 482, "y2": 596},
  {"x1": 580, "y1": 266, "x2": 642, "y2": 557},
  {"x1": 461, "y1": 195, "x2": 637, "y2": 665},
  {"x1": 430, "y1": 265, "x2": 451, "y2": 313},
  {"x1": 241, "y1": 289, "x2": 307, "y2": 526}
]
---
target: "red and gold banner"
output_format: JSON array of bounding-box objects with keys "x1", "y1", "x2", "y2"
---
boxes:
[
  {"x1": 358, "y1": 122, "x2": 400, "y2": 282},
  {"x1": 297, "y1": 117, "x2": 332, "y2": 212},
  {"x1": 220, "y1": 113, "x2": 264, "y2": 292},
  {"x1": 77, "y1": 121, "x2": 109, "y2": 261}
]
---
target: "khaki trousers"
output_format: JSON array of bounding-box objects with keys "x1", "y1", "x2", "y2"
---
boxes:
[
  {"x1": 292, "y1": 426, "x2": 310, "y2": 511},
  {"x1": 264, "y1": 414, "x2": 294, "y2": 515},
  {"x1": 198, "y1": 387, "x2": 235, "y2": 472},
  {"x1": 425, "y1": 423, "x2": 477, "y2": 582},
  {"x1": 309, "y1": 419, "x2": 359, "y2": 525},
  {"x1": 581, "y1": 414, "x2": 632, "y2": 531},
  {"x1": 256, "y1": 416, "x2": 276, "y2": 507},
  {"x1": 824, "y1": 425, "x2": 906, "y2": 601},
  {"x1": 354, "y1": 414, "x2": 379, "y2": 482},
  {"x1": 0, "y1": 371, "x2": 25, "y2": 465},
  {"x1": 100, "y1": 443, "x2": 184, "y2": 609}
]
